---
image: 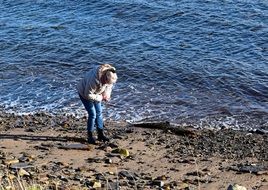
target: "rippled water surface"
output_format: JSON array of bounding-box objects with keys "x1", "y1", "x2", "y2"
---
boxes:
[{"x1": 0, "y1": 0, "x2": 267, "y2": 129}]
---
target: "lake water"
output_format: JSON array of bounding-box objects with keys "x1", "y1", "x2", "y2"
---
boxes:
[{"x1": 0, "y1": 0, "x2": 267, "y2": 130}]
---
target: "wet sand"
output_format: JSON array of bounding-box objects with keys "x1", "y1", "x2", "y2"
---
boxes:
[{"x1": 0, "y1": 112, "x2": 268, "y2": 189}]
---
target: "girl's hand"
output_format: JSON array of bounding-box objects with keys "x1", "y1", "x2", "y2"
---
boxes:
[{"x1": 102, "y1": 95, "x2": 110, "y2": 102}]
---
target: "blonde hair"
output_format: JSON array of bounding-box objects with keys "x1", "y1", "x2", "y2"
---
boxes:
[{"x1": 105, "y1": 70, "x2": 118, "y2": 84}]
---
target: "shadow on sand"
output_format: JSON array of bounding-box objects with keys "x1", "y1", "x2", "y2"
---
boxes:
[{"x1": 0, "y1": 134, "x2": 86, "y2": 143}]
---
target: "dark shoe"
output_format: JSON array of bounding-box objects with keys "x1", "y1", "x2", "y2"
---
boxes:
[
  {"x1": 88, "y1": 132, "x2": 96, "y2": 144},
  {"x1": 97, "y1": 129, "x2": 110, "y2": 142}
]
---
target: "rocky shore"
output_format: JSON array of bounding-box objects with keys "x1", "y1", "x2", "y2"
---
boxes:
[{"x1": 0, "y1": 112, "x2": 268, "y2": 190}]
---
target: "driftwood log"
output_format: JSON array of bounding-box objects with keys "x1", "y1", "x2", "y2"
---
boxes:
[{"x1": 131, "y1": 121, "x2": 198, "y2": 137}]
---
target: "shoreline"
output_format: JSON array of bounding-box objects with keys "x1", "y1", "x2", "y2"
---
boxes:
[{"x1": 0, "y1": 112, "x2": 268, "y2": 189}]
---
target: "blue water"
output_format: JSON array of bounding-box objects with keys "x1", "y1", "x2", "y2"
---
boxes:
[{"x1": 0, "y1": 0, "x2": 267, "y2": 129}]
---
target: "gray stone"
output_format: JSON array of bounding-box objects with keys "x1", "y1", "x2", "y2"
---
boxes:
[
  {"x1": 59, "y1": 143, "x2": 91, "y2": 150},
  {"x1": 152, "y1": 180, "x2": 164, "y2": 187},
  {"x1": 10, "y1": 163, "x2": 34, "y2": 169},
  {"x1": 119, "y1": 171, "x2": 139, "y2": 180},
  {"x1": 227, "y1": 184, "x2": 247, "y2": 190}
]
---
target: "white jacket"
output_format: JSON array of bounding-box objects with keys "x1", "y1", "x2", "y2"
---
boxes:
[{"x1": 77, "y1": 64, "x2": 115, "y2": 101}]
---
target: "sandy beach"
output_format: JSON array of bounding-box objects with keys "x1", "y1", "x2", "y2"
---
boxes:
[{"x1": 0, "y1": 112, "x2": 268, "y2": 190}]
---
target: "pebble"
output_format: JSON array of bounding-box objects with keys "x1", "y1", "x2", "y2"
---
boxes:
[
  {"x1": 4, "y1": 159, "x2": 19, "y2": 165},
  {"x1": 59, "y1": 143, "x2": 91, "y2": 151},
  {"x1": 18, "y1": 168, "x2": 30, "y2": 177},
  {"x1": 152, "y1": 180, "x2": 164, "y2": 187},
  {"x1": 227, "y1": 184, "x2": 247, "y2": 190},
  {"x1": 10, "y1": 163, "x2": 34, "y2": 169}
]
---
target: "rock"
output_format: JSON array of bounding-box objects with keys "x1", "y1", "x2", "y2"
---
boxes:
[
  {"x1": 4, "y1": 159, "x2": 19, "y2": 165},
  {"x1": 92, "y1": 181, "x2": 102, "y2": 188},
  {"x1": 58, "y1": 175, "x2": 68, "y2": 182},
  {"x1": 105, "y1": 158, "x2": 112, "y2": 164},
  {"x1": 10, "y1": 163, "x2": 34, "y2": 169},
  {"x1": 59, "y1": 143, "x2": 91, "y2": 151},
  {"x1": 107, "y1": 171, "x2": 114, "y2": 175},
  {"x1": 18, "y1": 168, "x2": 30, "y2": 177},
  {"x1": 126, "y1": 180, "x2": 134, "y2": 186},
  {"x1": 73, "y1": 174, "x2": 84, "y2": 182},
  {"x1": 105, "y1": 146, "x2": 113, "y2": 152},
  {"x1": 164, "y1": 184, "x2": 171, "y2": 190},
  {"x1": 125, "y1": 129, "x2": 134, "y2": 133},
  {"x1": 155, "y1": 175, "x2": 168, "y2": 180},
  {"x1": 47, "y1": 174, "x2": 57, "y2": 179},
  {"x1": 18, "y1": 156, "x2": 29, "y2": 162},
  {"x1": 119, "y1": 171, "x2": 139, "y2": 180},
  {"x1": 227, "y1": 184, "x2": 247, "y2": 190},
  {"x1": 0, "y1": 152, "x2": 6, "y2": 159},
  {"x1": 94, "y1": 173, "x2": 106, "y2": 181},
  {"x1": 86, "y1": 158, "x2": 102, "y2": 163},
  {"x1": 112, "y1": 148, "x2": 130, "y2": 157},
  {"x1": 76, "y1": 166, "x2": 87, "y2": 172},
  {"x1": 177, "y1": 158, "x2": 196, "y2": 164},
  {"x1": 107, "y1": 182, "x2": 119, "y2": 189},
  {"x1": 24, "y1": 128, "x2": 35, "y2": 132},
  {"x1": 34, "y1": 145, "x2": 50, "y2": 151},
  {"x1": 152, "y1": 180, "x2": 164, "y2": 187},
  {"x1": 40, "y1": 143, "x2": 54, "y2": 148},
  {"x1": 55, "y1": 161, "x2": 69, "y2": 167}
]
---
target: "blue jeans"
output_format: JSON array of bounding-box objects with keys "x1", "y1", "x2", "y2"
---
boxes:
[{"x1": 79, "y1": 94, "x2": 103, "y2": 132}]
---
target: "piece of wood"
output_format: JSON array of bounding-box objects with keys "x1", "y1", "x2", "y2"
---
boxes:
[
  {"x1": 132, "y1": 121, "x2": 170, "y2": 129},
  {"x1": 132, "y1": 122, "x2": 198, "y2": 137}
]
